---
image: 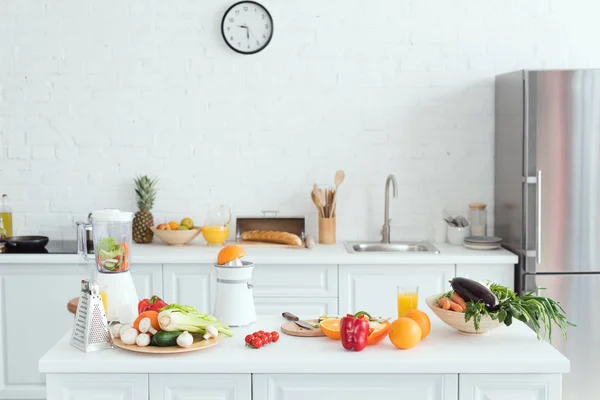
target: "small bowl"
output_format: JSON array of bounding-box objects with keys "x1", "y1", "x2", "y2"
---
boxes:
[
  {"x1": 425, "y1": 294, "x2": 501, "y2": 335},
  {"x1": 151, "y1": 227, "x2": 202, "y2": 246},
  {"x1": 447, "y1": 226, "x2": 470, "y2": 245}
]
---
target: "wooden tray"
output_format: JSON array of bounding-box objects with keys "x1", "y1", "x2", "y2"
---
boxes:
[
  {"x1": 112, "y1": 334, "x2": 223, "y2": 354},
  {"x1": 280, "y1": 320, "x2": 324, "y2": 337}
]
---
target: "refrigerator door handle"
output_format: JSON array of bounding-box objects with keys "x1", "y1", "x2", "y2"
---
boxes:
[{"x1": 536, "y1": 169, "x2": 542, "y2": 265}]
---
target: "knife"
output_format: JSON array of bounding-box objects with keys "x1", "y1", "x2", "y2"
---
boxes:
[{"x1": 282, "y1": 312, "x2": 316, "y2": 330}]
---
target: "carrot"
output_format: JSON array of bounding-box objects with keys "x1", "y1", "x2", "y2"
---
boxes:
[
  {"x1": 450, "y1": 293, "x2": 467, "y2": 310},
  {"x1": 133, "y1": 311, "x2": 160, "y2": 333},
  {"x1": 438, "y1": 298, "x2": 451, "y2": 310},
  {"x1": 448, "y1": 300, "x2": 464, "y2": 313}
]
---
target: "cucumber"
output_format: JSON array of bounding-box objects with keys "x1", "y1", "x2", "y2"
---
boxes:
[{"x1": 151, "y1": 331, "x2": 183, "y2": 347}]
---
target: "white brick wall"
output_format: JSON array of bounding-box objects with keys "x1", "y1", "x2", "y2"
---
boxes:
[{"x1": 1, "y1": 0, "x2": 600, "y2": 240}]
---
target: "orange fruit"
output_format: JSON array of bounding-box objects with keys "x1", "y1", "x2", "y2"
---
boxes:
[
  {"x1": 217, "y1": 244, "x2": 246, "y2": 265},
  {"x1": 404, "y1": 309, "x2": 431, "y2": 339},
  {"x1": 319, "y1": 318, "x2": 341, "y2": 340},
  {"x1": 168, "y1": 221, "x2": 180, "y2": 230},
  {"x1": 388, "y1": 317, "x2": 422, "y2": 350}
]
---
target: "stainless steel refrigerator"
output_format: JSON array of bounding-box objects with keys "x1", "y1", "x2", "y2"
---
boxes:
[{"x1": 495, "y1": 69, "x2": 600, "y2": 400}]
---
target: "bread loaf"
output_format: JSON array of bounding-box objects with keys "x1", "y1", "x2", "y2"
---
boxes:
[{"x1": 240, "y1": 230, "x2": 303, "y2": 246}]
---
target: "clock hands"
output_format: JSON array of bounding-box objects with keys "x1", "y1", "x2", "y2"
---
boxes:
[{"x1": 238, "y1": 24, "x2": 250, "y2": 41}]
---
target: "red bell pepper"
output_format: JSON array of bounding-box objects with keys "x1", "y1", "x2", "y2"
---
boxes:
[
  {"x1": 340, "y1": 311, "x2": 371, "y2": 351},
  {"x1": 138, "y1": 295, "x2": 168, "y2": 314}
]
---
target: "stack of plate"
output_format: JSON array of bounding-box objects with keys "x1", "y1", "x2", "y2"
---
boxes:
[{"x1": 463, "y1": 236, "x2": 502, "y2": 250}]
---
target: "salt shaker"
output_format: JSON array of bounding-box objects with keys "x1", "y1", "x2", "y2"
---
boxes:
[{"x1": 468, "y1": 203, "x2": 487, "y2": 236}]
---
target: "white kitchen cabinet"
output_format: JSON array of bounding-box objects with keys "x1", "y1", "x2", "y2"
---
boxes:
[
  {"x1": 339, "y1": 265, "x2": 454, "y2": 318},
  {"x1": 131, "y1": 264, "x2": 163, "y2": 299},
  {"x1": 252, "y1": 264, "x2": 337, "y2": 297},
  {"x1": 459, "y1": 374, "x2": 561, "y2": 400},
  {"x1": 0, "y1": 265, "x2": 84, "y2": 400},
  {"x1": 46, "y1": 374, "x2": 148, "y2": 400},
  {"x1": 254, "y1": 297, "x2": 337, "y2": 318},
  {"x1": 455, "y1": 264, "x2": 515, "y2": 290},
  {"x1": 162, "y1": 264, "x2": 214, "y2": 311},
  {"x1": 253, "y1": 374, "x2": 458, "y2": 400},
  {"x1": 149, "y1": 374, "x2": 251, "y2": 400}
]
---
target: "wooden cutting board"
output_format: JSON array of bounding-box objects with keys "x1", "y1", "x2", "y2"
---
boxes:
[
  {"x1": 236, "y1": 240, "x2": 305, "y2": 249},
  {"x1": 280, "y1": 320, "x2": 324, "y2": 337}
]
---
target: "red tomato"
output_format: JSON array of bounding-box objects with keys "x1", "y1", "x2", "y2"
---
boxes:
[
  {"x1": 251, "y1": 337, "x2": 262, "y2": 349},
  {"x1": 252, "y1": 332, "x2": 261, "y2": 338},
  {"x1": 271, "y1": 332, "x2": 280, "y2": 342},
  {"x1": 258, "y1": 330, "x2": 265, "y2": 335},
  {"x1": 245, "y1": 335, "x2": 253, "y2": 344},
  {"x1": 260, "y1": 334, "x2": 269, "y2": 344}
]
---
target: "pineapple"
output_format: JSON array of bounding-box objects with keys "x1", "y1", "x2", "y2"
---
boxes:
[{"x1": 132, "y1": 175, "x2": 158, "y2": 244}]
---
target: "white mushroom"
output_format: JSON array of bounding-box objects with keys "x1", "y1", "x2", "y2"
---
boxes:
[
  {"x1": 119, "y1": 323, "x2": 132, "y2": 338},
  {"x1": 203, "y1": 325, "x2": 219, "y2": 340},
  {"x1": 138, "y1": 318, "x2": 157, "y2": 335},
  {"x1": 135, "y1": 333, "x2": 151, "y2": 347},
  {"x1": 176, "y1": 331, "x2": 193, "y2": 348},
  {"x1": 110, "y1": 324, "x2": 122, "y2": 339},
  {"x1": 121, "y1": 328, "x2": 139, "y2": 345}
]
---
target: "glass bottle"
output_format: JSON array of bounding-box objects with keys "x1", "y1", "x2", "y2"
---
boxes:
[
  {"x1": 0, "y1": 194, "x2": 13, "y2": 237},
  {"x1": 468, "y1": 203, "x2": 487, "y2": 236},
  {"x1": 0, "y1": 217, "x2": 6, "y2": 253}
]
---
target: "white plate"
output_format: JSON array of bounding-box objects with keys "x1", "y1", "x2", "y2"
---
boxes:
[{"x1": 464, "y1": 243, "x2": 501, "y2": 250}]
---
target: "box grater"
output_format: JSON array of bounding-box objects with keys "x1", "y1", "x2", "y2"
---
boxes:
[{"x1": 70, "y1": 279, "x2": 113, "y2": 352}]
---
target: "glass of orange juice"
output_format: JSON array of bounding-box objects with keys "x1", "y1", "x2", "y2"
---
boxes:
[{"x1": 397, "y1": 285, "x2": 418, "y2": 318}]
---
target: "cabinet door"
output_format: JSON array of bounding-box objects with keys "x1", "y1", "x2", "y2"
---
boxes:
[
  {"x1": 254, "y1": 297, "x2": 337, "y2": 319},
  {"x1": 455, "y1": 264, "x2": 515, "y2": 290},
  {"x1": 131, "y1": 264, "x2": 163, "y2": 299},
  {"x1": 252, "y1": 264, "x2": 337, "y2": 297},
  {"x1": 162, "y1": 265, "x2": 214, "y2": 311},
  {"x1": 47, "y1": 373, "x2": 148, "y2": 400},
  {"x1": 0, "y1": 265, "x2": 84, "y2": 399},
  {"x1": 339, "y1": 265, "x2": 454, "y2": 318},
  {"x1": 150, "y1": 374, "x2": 251, "y2": 400},
  {"x1": 459, "y1": 374, "x2": 561, "y2": 400},
  {"x1": 254, "y1": 374, "x2": 458, "y2": 400}
]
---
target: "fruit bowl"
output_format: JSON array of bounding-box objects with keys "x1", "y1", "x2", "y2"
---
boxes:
[
  {"x1": 425, "y1": 294, "x2": 502, "y2": 335},
  {"x1": 151, "y1": 227, "x2": 202, "y2": 246}
]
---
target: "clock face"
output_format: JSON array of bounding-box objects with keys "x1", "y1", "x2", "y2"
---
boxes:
[{"x1": 221, "y1": 1, "x2": 273, "y2": 54}]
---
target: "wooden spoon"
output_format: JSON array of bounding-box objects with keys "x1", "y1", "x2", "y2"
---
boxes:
[
  {"x1": 312, "y1": 185, "x2": 325, "y2": 217},
  {"x1": 331, "y1": 170, "x2": 345, "y2": 217},
  {"x1": 311, "y1": 191, "x2": 323, "y2": 217}
]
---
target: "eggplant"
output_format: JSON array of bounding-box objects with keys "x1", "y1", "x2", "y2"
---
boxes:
[{"x1": 450, "y1": 277, "x2": 499, "y2": 312}]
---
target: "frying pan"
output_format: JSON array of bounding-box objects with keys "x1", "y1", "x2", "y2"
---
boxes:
[{"x1": 1, "y1": 236, "x2": 49, "y2": 252}]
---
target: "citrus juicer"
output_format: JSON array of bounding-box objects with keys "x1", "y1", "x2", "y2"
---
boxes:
[
  {"x1": 213, "y1": 257, "x2": 256, "y2": 326},
  {"x1": 78, "y1": 209, "x2": 139, "y2": 324}
]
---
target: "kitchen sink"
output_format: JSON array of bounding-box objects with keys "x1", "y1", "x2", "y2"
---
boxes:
[{"x1": 344, "y1": 242, "x2": 440, "y2": 254}]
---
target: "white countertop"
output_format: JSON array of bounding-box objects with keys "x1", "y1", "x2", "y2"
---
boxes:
[
  {"x1": 1, "y1": 242, "x2": 517, "y2": 265},
  {"x1": 40, "y1": 316, "x2": 568, "y2": 375}
]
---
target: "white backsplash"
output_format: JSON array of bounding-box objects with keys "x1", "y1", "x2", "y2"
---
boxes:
[{"x1": 1, "y1": 0, "x2": 599, "y2": 240}]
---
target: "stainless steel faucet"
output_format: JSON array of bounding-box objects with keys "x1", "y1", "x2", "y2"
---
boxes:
[{"x1": 381, "y1": 174, "x2": 398, "y2": 244}]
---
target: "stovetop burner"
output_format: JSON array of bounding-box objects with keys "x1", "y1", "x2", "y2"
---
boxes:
[{"x1": 2, "y1": 240, "x2": 93, "y2": 255}]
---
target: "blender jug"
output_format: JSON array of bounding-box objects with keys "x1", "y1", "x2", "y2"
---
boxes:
[{"x1": 77, "y1": 209, "x2": 138, "y2": 323}]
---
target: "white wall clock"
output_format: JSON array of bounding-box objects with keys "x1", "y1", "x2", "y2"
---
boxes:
[{"x1": 221, "y1": 1, "x2": 273, "y2": 55}]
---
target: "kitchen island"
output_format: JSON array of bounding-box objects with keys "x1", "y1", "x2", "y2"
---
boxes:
[
  {"x1": 40, "y1": 316, "x2": 568, "y2": 400},
  {"x1": 0, "y1": 243, "x2": 518, "y2": 400}
]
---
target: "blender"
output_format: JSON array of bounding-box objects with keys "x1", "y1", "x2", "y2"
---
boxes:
[{"x1": 78, "y1": 209, "x2": 139, "y2": 324}]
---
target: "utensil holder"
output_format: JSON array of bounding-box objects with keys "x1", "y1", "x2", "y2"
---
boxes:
[
  {"x1": 447, "y1": 226, "x2": 470, "y2": 245},
  {"x1": 318, "y1": 217, "x2": 336, "y2": 244}
]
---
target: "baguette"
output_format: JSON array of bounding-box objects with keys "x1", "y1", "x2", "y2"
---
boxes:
[{"x1": 240, "y1": 230, "x2": 303, "y2": 246}]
